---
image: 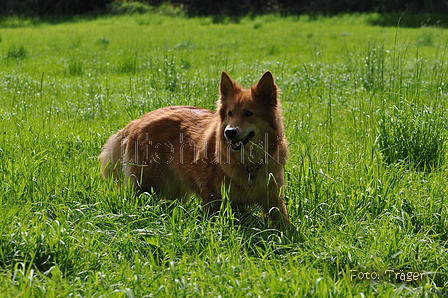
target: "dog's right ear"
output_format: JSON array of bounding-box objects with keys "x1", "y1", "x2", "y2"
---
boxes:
[{"x1": 220, "y1": 71, "x2": 235, "y2": 99}]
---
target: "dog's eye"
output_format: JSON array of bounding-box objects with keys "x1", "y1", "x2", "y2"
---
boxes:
[
  {"x1": 228, "y1": 111, "x2": 233, "y2": 117},
  {"x1": 244, "y1": 111, "x2": 253, "y2": 117}
]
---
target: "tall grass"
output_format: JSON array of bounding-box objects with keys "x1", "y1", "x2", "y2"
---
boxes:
[
  {"x1": 379, "y1": 100, "x2": 446, "y2": 171},
  {"x1": 0, "y1": 13, "x2": 447, "y2": 297},
  {"x1": 6, "y1": 44, "x2": 27, "y2": 59}
]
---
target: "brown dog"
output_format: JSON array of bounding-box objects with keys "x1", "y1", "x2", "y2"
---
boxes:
[{"x1": 99, "y1": 71, "x2": 289, "y2": 227}]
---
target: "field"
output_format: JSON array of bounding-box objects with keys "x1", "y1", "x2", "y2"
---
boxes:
[{"x1": 0, "y1": 12, "x2": 447, "y2": 297}]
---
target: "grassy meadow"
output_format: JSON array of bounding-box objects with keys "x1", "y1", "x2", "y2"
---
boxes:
[{"x1": 0, "y1": 12, "x2": 448, "y2": 297}]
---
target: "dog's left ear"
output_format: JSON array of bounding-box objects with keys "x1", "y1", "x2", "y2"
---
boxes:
[{"x1": 254, "y1": 71, "x2": 278, "y2": 105}]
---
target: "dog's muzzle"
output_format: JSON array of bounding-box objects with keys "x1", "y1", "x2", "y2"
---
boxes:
[{"x1": 224, "y1": 128, "x2": 254, "y2": 150}]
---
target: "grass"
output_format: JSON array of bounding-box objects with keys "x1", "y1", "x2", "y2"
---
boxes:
[
  {"x1": 379, "y1": 100, "x2": 446, "y2": 171},
  {"x1": 0, "y1": 12, "x2": 447, "y2": 297}
]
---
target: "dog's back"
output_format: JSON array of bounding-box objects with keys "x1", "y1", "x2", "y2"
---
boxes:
[{"x1": 99, "y1": 106, "x2": 215, "y2": 199}]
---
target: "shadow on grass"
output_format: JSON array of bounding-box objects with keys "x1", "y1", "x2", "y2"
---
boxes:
[
  {"x1": 0, "y1": 14, "x2": 100, "y2": 28},
  {"x1": 2, "y1": 12, "x2": 448, "y2": 28},
  {"x1": 366, "y1": 13, "x2": 448, "y2": 28}
]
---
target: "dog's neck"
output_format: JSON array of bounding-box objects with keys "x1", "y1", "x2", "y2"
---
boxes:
[{"x1": 246, "y1": 163, "x2": 263, "y2": 187}]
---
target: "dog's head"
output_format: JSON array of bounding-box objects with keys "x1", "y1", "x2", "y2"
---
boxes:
[{"x1": 217, "y1": 71, "x2": 282, "y2": 152}]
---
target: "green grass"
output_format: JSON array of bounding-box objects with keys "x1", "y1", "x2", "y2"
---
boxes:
[{"x1": 0, "y1": 12, "x2": 447, "y2": 297}]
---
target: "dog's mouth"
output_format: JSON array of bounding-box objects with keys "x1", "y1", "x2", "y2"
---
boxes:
[{"x1": 229, "y1": 131, "x2": 255, "y2": 151}]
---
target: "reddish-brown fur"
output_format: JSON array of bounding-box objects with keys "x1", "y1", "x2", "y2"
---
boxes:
[{"x1": 99, "y1": 71, "x2": 289, "y2": 228}]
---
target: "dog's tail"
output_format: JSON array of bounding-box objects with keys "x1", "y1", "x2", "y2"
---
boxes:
[{"x1": 99, "y1": 132, "x2": 124, "y2": 180}]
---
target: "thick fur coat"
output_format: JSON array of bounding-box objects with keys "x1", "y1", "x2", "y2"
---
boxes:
[{"x1": 99, "y1": 71, "x2": 289, "y2": 227}]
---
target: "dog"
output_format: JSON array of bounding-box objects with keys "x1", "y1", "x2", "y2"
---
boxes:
[{"x1": 99, "y1": 71, "x2": 290, "y2": 228}]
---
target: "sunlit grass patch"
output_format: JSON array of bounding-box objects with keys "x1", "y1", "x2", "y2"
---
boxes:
[
  {"x1": 6, "y1": 44, "x2": 27, "y2": 59},
  {"x1": 378, "y1": 100, "x2": 446, "y2": 171},
  {"x1": 117, "y1": 50, "x2": 139, "y2": 74},
  {"x1": 67, "y1": 56, "x2": 83, "y2": 76}
]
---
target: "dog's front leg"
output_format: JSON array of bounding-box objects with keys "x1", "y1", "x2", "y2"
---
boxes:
[
  {"x1": 201, "y1": 191, "x2": 223, "y2": 216},
  {"x1": 262, "y1": 193, "x2": 290, "y2": 230}
]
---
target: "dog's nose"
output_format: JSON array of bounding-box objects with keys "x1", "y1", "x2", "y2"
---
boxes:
[{"x1": 224, "y1": 128, "x2": 237, "y2": 139}]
